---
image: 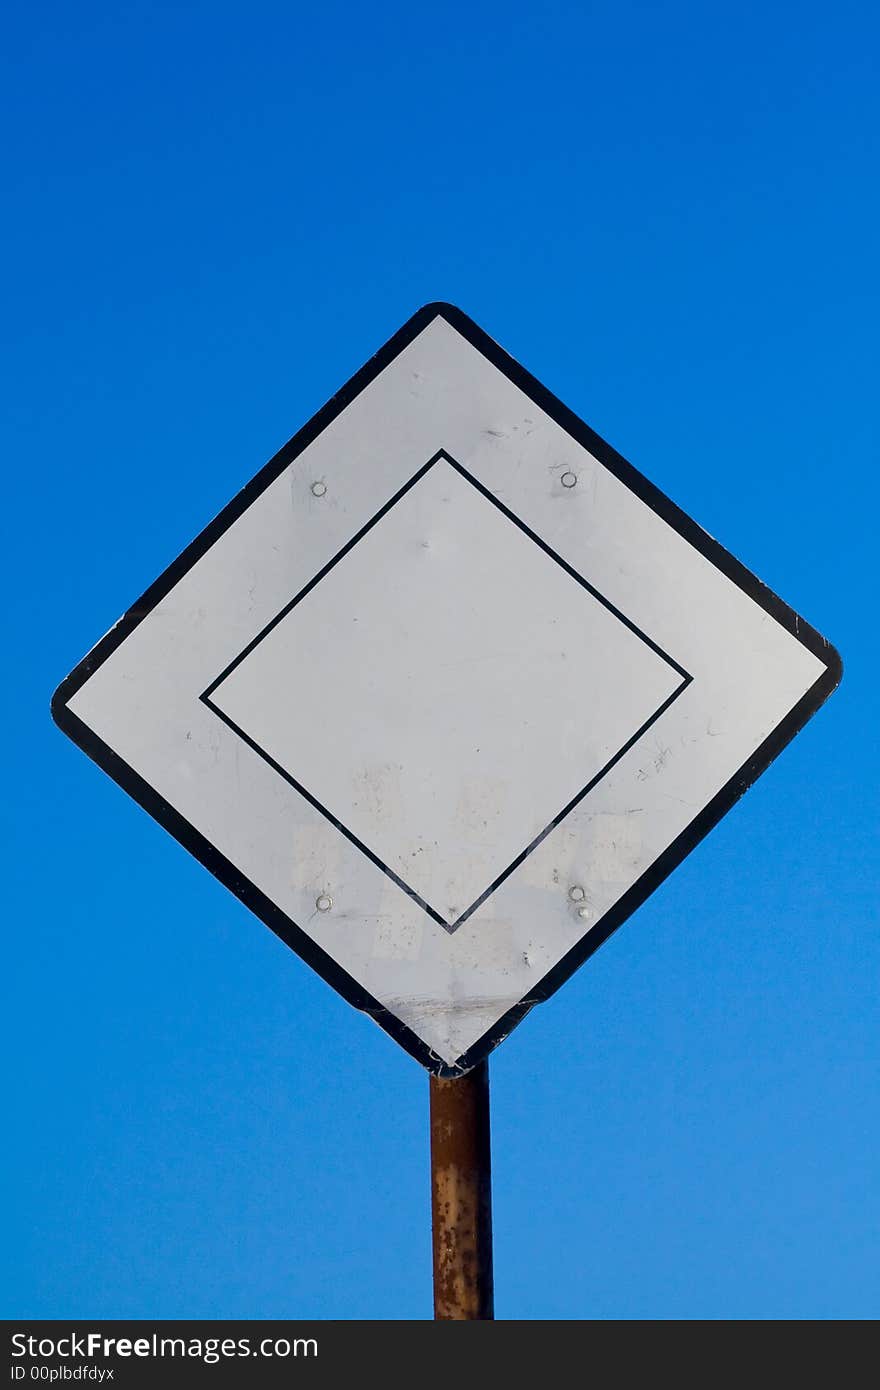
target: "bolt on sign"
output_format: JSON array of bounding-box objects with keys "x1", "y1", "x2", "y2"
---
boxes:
[{"x1": 53, "y1": 304, "x2": 841, "y2": 1075}]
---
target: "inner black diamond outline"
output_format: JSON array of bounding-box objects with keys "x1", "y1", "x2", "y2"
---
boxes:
[{"x1": 201, "y1": 449, "x2": 693, "y2": 933}]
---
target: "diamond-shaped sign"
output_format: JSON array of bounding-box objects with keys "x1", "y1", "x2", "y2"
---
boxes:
[{"x1": 52, "y1": 303, "x2": 840, "y2": 1074}]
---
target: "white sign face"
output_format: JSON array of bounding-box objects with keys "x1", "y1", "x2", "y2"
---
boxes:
[{"x1": 53, "y1": 304, "x2": 840, "y2": 1074}]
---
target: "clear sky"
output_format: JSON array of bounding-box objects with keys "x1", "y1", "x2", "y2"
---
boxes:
[{"x1": 4, "y1": 1, "x2": 877, "y2": 1320}]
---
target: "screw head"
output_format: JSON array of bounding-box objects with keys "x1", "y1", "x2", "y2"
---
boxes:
[
  {"x1": 315, "y1": 893, "x2": 333, "y2": 912},
  {"x1": 568, "y1": 885, "x2": 586, "y2": 902},
  {"x1": 311, "y1": 481, "x2": 327, "y2": 498},
  {"x1": 561, "y1": 471, "x2": 578, "y2": 489},
  {"x1": 577, "y1": 904, "x2": 591, "y2": 921}
]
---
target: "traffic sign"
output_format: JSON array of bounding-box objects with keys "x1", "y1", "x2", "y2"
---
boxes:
[{"x1": 52, "y1": 303, "x2": 841, "y2": 1076}]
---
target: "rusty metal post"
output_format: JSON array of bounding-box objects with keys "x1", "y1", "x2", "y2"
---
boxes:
[{"x1": 429, "y1": 1060, "x2": 494, "y2": 1319}]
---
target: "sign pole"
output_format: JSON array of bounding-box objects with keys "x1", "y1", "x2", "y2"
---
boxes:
[{"x1": 429, "y1": 1060, "x2": 494, "y2": 1319}]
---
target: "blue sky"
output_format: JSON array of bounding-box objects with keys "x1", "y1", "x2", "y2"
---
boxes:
[{"x1": 4, "y1": 1, "x2": 878, "y2": 1319}]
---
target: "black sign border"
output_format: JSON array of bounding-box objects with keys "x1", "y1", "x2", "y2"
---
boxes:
[{"x1": 51, "y1": 303, "x2": 842, "y2": 1076}]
